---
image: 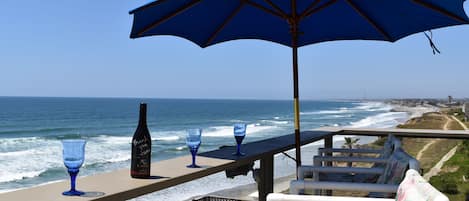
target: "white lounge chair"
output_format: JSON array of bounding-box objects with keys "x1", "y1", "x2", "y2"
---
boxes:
[
  {"x1": 269, "y1": 169, "x2": 449, "y2": 201},
  {"x1": 298, "y1": 136, "x2": 402, "y2": 183},
  {"x1": 291, "y1": 147, "x2": 419, "y2": 197}
]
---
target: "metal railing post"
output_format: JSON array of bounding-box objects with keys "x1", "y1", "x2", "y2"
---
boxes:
[
  {"x1": 324, "y1": 135, "x2": 333, "y2": 196},
  {"x1": 258, "y1": 155, "x2": 274, "y2": 201}
]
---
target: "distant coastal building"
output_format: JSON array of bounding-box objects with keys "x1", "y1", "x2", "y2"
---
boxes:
[
  {"x1": 463, "y1": 102, "x2": 469, "y2": 122},
  {"x1": 448, "y1": 96, "x2": 453, "y2": 104}
]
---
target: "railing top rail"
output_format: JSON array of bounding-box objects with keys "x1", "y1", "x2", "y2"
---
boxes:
[{"x1": 318, "y1": 127, "x2": 469, "y2": 139}]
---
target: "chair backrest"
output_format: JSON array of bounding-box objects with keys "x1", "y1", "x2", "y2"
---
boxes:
[
  {"x1": 382, "y1": 135, "x2": 401, "y2": 158},
  {"x1": 377, "y1": 147, "x2": 420, "y2": 185},
  {"x1": 395, "y1": 169, "x2": 449, "y2": 201}
]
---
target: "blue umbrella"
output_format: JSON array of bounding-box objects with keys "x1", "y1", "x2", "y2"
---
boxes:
[{"x1": 129, "y1": 0, "x2": 468, "y2": 171}]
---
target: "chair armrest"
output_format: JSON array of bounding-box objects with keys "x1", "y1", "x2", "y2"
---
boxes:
[{"x1": 290, "y1": 180, "x2": 398, "y2": 194}]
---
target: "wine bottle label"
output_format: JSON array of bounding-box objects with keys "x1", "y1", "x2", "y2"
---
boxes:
[
  {"x1": 131, "y1": 136, "x2": 151, "y2": 175},
  {"x1": 133, "y1": 138, "x2": 151, "y2": 156}
]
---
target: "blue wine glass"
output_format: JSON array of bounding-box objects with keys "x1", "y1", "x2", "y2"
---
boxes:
[
  {"x1": 62, "y1": 139, "x2": 86, "y2": 196},
  {"x1": 233, "y1": 124, "x2": 247, "y2": 156},
  {"x1": 186, "y1": 129, "x2": 202, "y2": 168}
]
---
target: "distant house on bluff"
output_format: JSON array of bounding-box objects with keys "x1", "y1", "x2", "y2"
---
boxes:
[{"x1": 464, "y1": 103, "x2": 469, "y2": 122}]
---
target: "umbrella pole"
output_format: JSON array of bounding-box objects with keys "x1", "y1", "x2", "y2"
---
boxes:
[
  {"x1": 292, "y1": 45, "x2": 301, "y2": 176},
  {"x1": 290, "y1": 0, "x2": 302, "y2": 179}
]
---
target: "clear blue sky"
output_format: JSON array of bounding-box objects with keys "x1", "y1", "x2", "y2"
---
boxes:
[{"x1": 1, "y1": 1, "x2": 468, "y2": 100}]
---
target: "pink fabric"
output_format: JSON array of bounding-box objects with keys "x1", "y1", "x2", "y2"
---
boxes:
[{"x1": 395, "y1": 169, "x2": 449, "y2": 201}]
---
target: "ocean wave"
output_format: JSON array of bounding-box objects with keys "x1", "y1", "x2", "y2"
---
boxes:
[
  {"x1": 301, "y1": 102, "x2": 392, "y2": 116},
  {"x1": 347, "y1": 111, "x2": 408, "y2": 129},
  {"x1": 309, "y1": 114, "x2": 353, "y2": 120},
  {"x1": 260, "y1": 120, "x2": 289, "y2": 125},
  {"x1": 0, "y1": 149, "x2": 36, "y2": 157},
  {"x1": 352, "y1": 102, "x2": 392, "y2": 112},
  {"x1": 203, "y1": 124, "x2": 276, "y2": 137},
  {"x1": 0, "y1": 170, "x2": 45, "y2": 183},
  {"x1": 301, "y1": 107, "x2": 349, "y2": 115},
  {"x1": 228, "y1": 119, "x2": 244, "y2": 123},
  {"x1": 94, "y1": 135, "x2": 131, "y2": 144},
  {"x1": 154, "y1": 136, "x2": 180, "y2": 141},
  {"x1": 175, "y1": 146, "x2": 187, "y2": 151},
  {"x1": 0, "y1": 138, "x2": 62, "y2": 184},
  {"x1": 0, "y1": 127, "x2": 74, "y2": 135},
  {"x1": 83, "y1": 140, "x2": 131, "y2": 167},
  {"x1": 102, "y1": 154, "x2": 131, "y2": 163}
]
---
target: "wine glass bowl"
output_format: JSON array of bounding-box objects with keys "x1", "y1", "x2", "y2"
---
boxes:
[
  {"x1": 62, "y1": 139, "x2": 86, "y2": 196},
  {"x1": 186, "y1": 129, "x2": 202, "y2": 168},
  {"x1": 233, "y1": 124, "x2": 247, "y2": 156}
]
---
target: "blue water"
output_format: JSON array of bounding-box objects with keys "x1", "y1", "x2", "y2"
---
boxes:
[{"x1": 0, "y1": 97, "x2": 409, "y2": 199}]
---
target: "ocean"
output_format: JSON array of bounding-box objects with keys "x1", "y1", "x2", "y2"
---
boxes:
[{"x1": 0, "y1": 97, "x2": 410, "y2": 200}]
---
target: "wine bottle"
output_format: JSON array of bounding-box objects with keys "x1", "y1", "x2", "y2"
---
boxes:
[{"x1": 131, "y1": 103, "x2": 152, "y2": 178}]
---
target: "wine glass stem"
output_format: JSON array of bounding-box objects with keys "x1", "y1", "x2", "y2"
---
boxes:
[
  {"x1": 191, "y1": 153, "x2": 196, "y2": 166},
  {"x1": 190, "y1": 149, "x2": 197, "y2": 166},
  {"x1": 237, "y1": 144, "x2": 241, "y2": 154},
  {"x1": 68, "y1": 169, "x2": 79, "y2": 192}
]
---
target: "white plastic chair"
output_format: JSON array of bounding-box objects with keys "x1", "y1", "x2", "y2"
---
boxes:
[
  {"x1": 269, "y1": 169, "x2": 448, "y2": 201},
  {"x1": 291, "y1": 147, "x2": 419, "y2": 196}
]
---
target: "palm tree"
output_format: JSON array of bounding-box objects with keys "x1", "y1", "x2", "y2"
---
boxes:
[{"x1": 343, "y1": 137, "x2": 360, "y2": 167}]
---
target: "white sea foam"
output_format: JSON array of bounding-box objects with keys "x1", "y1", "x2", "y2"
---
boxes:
[
  {"x1": 105, "y1": 154, "x2": 131, "y2": 163},
  {"x1": 0, "y1": 134, "x2": 133, "y2": 182},
  {"x1": 203, "y1": 124, "x2": 276, "y2": 137},
  {"x1": 95, "y1": 135, "x2": 131, "y2": 145},
  {"x1": 0, "y1": 137, "x2": 40, "y2": 152},
  {"x1": 84, "y1": 138, "x2": 131, "y2": 166},
  {"x1": 302, "y1": 102, "x2": 392, "y2": 116},
  {"x1": 154, "y1": 136, "x2": 180, "y2": 141},
  {"x1": 176, "y1": 146, "x2": 186, "y2": 151},
  {"x1": 329, "y1": 114, "x2": 352, "y2": 118},
  {"x1": 352, "y1": 102, "x2": 392, "y2": 112},
  {"x1": 301, "y1": 108, "x2": 350, "y2": 115},
  {"x1": 260, "y1": 120, "x2": 289, "y2": 125},
  {"x1": 0, "y1": 138, "x2": 62, "y2": 183},
  {"x1": 347, "y1": 112, "x2": 408, "y2": 129},
  {"x1": 0, "y1": 149, "x2": 36, "y2": 157},
  {"x1": 0, "y1": 170, "x2": 45, "y2": 183}
]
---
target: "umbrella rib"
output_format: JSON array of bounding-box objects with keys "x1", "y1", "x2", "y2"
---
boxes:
[
  {"x1": 303, "y1": 0, "x2": 338, "y2": 18},
  {"x1": 345, "y1": 0, "x2": 392, "y2": 41},
  {"x1": 137, "y1": 0, "x2": 202, "y2": 36},
  {"x1": 299, "y1": 0, "x2": 321, "y2": 20},
  {"x1": 243, "y1": 0, "x2": 285, "y2": 19},
  {"x1": 412, "y1": 0, "x2": 468, "y2": 23},
  {"x1": 263, "y1": 0, "x2": 289, "y2": 19},
  {"x1": 205, "y1": 3, "x2": 245, "y2": 46}
]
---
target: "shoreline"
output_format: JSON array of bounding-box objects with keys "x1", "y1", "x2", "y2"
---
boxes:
[{"x1": 197, "y1": 102, "x2": 436, "y2": 201}]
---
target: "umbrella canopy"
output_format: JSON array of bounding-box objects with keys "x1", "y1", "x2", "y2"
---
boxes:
[{"x1": 129, "y1": 0, "x2": 468, "y2": 173}]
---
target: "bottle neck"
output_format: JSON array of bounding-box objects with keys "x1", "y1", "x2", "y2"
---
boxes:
[{"x1": 138, "y1": 104, "x2": 147, "y2": 127}]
